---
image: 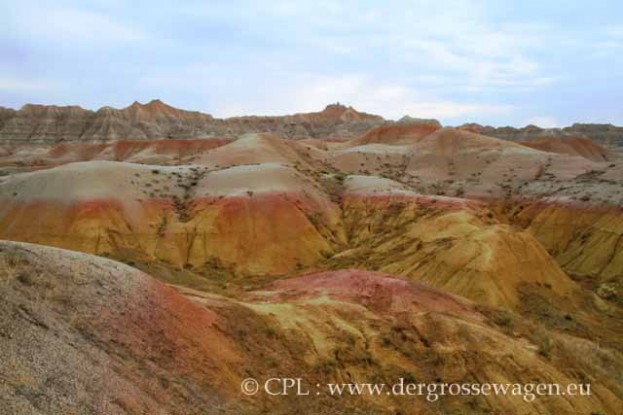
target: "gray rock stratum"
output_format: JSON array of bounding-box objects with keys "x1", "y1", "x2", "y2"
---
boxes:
[{"x1": 0, "y1": 100, "x2": 384, "y2": 143}]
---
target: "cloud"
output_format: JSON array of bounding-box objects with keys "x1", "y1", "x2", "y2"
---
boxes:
[
  {"x1": 588, "y1": 26, "x2": 623, "y2": 57},
  {"x1": 165, "y1": 0, "x2": 554, "y2": 92},
  {"x1": 207, "y1": 73, "x2": 514, "y2": 121},
  {"x1": 0, "y1": 77, "x2": 55, "y2": 92},
  {"x1": 525, "y1": 116, "x2": 560, "y2": 128},
  {"x1": 607, "y1": 26, "x2": 623, "y2": 37},
  {"x1": 265, "y1": 1, "x2": 552, "y2": 91},
  {"x1": 294, "y1": 75, "x2": 515, "y2": 120},
  {"x1": 3, "y1": 0, "x2": 622, "y2": 125},
  {"x1": 390, "y1": 31, "x2": 552, "y2": 90},
  {"x1": 8, "y1": 5, "x2": 146, "y2": 45}
]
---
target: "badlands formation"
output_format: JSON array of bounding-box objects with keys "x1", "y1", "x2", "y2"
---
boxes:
[{"x1": 0, "y1": 101, "x2": 622, "y2": 414}]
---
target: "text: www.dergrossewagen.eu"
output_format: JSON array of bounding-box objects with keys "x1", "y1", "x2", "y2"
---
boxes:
[{"x1": 240, "y1": 378, "x2": 591, "y2": 402}]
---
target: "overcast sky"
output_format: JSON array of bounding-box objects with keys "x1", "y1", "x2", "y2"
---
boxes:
[{"x1": 1, "y1": 0, "x2": 622, "y2": 126}]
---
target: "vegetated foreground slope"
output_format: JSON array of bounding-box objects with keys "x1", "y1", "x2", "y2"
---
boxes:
[{"x1": 1, "y1": 241, "x2": 622, "y2": 414}]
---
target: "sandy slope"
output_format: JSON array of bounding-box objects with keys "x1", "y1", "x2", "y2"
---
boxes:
[
  {"x1": 0, "y1": 241, "x2": 243, "y2": 414},
  {"x1": 1, "y1": 241, "x2": 621, "y2": 414}
]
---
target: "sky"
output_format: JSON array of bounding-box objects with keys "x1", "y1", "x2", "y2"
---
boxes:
[{"x1": 1, "y1": 0, "x2": 622, "y2": 126}]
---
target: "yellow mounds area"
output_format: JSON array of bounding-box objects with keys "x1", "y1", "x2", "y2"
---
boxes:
[
  {"x1": 509, "y1": 202, "x2": 623, "y2": 285},
  {"x1": 0, "y1": 159, "x2": 584, "y2": 310},
  {"x1": 0, "y1": 127, "x2": 621, "y2": 308},
  {"x1": 335, "y1": 195, "x2": 576, "y2": 309}
]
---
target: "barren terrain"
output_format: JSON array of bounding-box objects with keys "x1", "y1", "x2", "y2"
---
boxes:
[{"x1": 0, "y1": 101, "x2": 621, "y2": 414}]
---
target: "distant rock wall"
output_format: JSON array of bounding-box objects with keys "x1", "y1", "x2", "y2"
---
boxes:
[
  {"x1": 2, "y1": 99, "x2": 620, "y2": 150},
  {"x1": 462, "y1": 123, "x2": 623, "y2": 149},
  {"x1": 0, "y1": 100, "x2": 384, "y2": 143}
]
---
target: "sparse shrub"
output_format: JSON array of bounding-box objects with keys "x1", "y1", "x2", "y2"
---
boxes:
[
  {"x1": 263, "y1": 326, "x2": 277, "y2": 338},
  {"x1": 343, "y1": 331, "x2": 357, "y2": 346},
  {"x1": 494, "y1": 310, "x2": 513, "y2": 327},
  {"x1": 17, "y1": 272, "x2": 34, "y2": 286},
  {"x1": 320, "y1": 250, "x2": 332, "y2": 259},
  {"x1": 596, "y1": 283, "x2": 617, "y2": 300},
  {"x1": 313, "y1": 358, "x2": 337, "y2": 374},
  {"x1": 538, "y1": 337, "x2": 551, "y2": 359},
  {"x1": 381, "y1": 336, "x2": 392, "y2": 347},
  {"x1": 334, "y1": 171, "x2": 347, "y2": 183},
  {"x1": 402, "y1": 371, "x2": 417, "y2": 383}
]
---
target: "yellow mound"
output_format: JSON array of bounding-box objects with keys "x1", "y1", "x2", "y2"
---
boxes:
[{"x1": 334, "y1": 196, "x2": 578, "y2": 309}]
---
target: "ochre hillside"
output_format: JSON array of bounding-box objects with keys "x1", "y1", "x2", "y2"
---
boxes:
[{"x1": 2, "y1": 242, "x2": 621, "y2": 414}]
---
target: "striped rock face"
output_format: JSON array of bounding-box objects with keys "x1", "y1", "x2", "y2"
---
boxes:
[{"x1": 0, "y1": 161, "x2": 342, "y2": 276}]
